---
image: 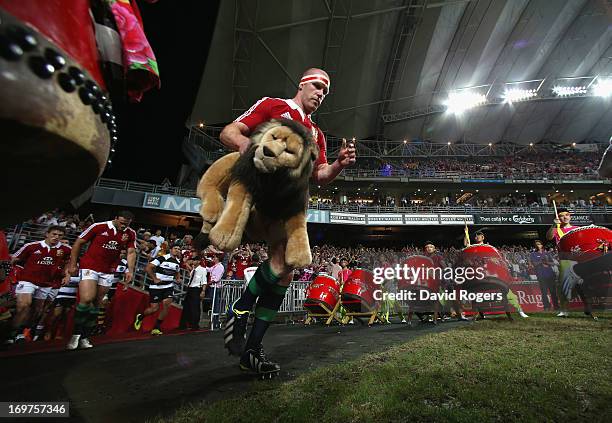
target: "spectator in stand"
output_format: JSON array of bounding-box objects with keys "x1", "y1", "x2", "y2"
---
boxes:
[
  {"x1": 167, "y1": 232, "x2": 179, "y2": 247},
  {"x1": 148, "y1": 239, "x2": 160, "y2": 259},
  {"x1": 36, "y1": 212, "x2": 59, "y2": 227},
  {"x1": 58, "y1": 216, "x2": 78, "y2": 233},
  {"x1": 156, "y1": 241, "x2": 170, "y2": 258},
  {"x1": 182, "y1": 234, "x2": 193, "y2": 248},
  {"x1": 330, "y1": 257, "x2": 342, "y2": 281},
  {"x1": 137, "y1": 231, "x2": 152, "y2": 251},
  {"x1": 228, "y1": 246, "x2": 252, "y2": 281},
  {"x1": 181, "y1": 244, "x2": 195, "y2": 271},
  {"x1": 150, "y1": 229, "x2": 165, "y2": 249},
  {"x1": 7, "y1": 226, "x2": 71, "y2": 344},
  {"x1": 339, "y1": 258, "x2": 352, "y2": 283},
  {"x1": 243, "y1": 253, "x2": 262, "y2": 286}
]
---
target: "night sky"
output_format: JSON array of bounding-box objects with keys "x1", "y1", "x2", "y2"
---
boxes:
[{"x1": 104, "y1": 0, "x2": 221, "y2": 184}]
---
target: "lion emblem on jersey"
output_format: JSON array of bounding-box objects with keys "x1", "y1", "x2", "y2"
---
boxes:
[{"x1": 195, "y1": 118, "x2": 318, "y2": 268}]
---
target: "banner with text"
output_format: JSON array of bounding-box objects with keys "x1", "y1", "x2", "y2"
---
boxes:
[
  {"x1": 143, "y1": 193, "x2": 330, "y2": 223},
  {"x1": 366, "y1": 214, "x2": 404, "y2": 225},
  {"x1": 439, "y1": 214, "x2": 475, "y2": 225},
  {"x1": 474, "y1": 214, "x2": 541, "y2": 225},
  {"x1": 329, "y1": 212, "x2": 367, "y2": 225},
  {"x1": 403, "y1": 214, "x2": 440, "y2": 225}
]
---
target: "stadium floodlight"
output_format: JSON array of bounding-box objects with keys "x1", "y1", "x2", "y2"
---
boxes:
[
  {"x1": 552, "y1": 86, "x2": 587, "y2": 96},
  {"x1": 445, "y1": 90, "x2": 486, "y2": 114},
  {"x1": 503, "y1": 88, "x2": 537, "y2": 103},
  {"x1": 592, "y1": 79, "x2": 612, "y2": 97}
]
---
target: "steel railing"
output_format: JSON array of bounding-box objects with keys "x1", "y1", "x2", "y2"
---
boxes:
[
  {"x1": 307, "y1": 203, "x2": 611, "y2": 215},
  {"x1": 338, "y1": 168, "x2": 603, "y2": 181},
  {"x1": 96, "y1": 178, "x2": 198, "y2": 198}
]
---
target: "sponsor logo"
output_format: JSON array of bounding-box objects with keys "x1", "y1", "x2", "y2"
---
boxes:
[
  {"x1": 571, "y1": 215, "x2": 593, "y2": 224},
  {"x1": 37, "y1": 256, "x2": 54, "y2": 266},
  {"x1": 103, "y1": 240, "x2": 120, "y2": 250},
  {"x1": 101, "y1": 231, "x2": 109, "y2": 236},
  {"x1": 34, "y1": 250, "x2": 42, "y2": 255},
  {"x1": 512, "y1": 215, "x2": 535, "y2": 224},
  {"x1": 280, "y1": 112, "x2": 292, "y2": 120}
]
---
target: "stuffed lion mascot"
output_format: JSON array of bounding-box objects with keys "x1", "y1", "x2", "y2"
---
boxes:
[{"x1": 195, "y1": 118, "x2": 319, "y2": 268}]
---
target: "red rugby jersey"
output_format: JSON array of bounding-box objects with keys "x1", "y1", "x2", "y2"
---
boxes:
[
  {"x1": 11, "y1": 241, "x2": 71, "y2": 287},
  {"x1": 235, "y1": 97, "x2": 328, "y2": 167},
  {"x1": 231, "y1": 253, "x2": 251, "y2": 279},
  {"x1": 78, "y1": 221, "x2": 137, "y2": 273}
]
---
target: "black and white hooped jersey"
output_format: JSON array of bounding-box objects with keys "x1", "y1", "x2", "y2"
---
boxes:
[
  {"x1": 56, "y1": 276, "x2": 80, "y2": 300},
  {"x1": 149, "y1": 254, "x2": 181, "y2": 289}
]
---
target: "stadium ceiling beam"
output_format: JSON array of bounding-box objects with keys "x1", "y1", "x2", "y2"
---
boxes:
[
  {"x1": 322, "y1": 0, "x2": 332, "y2": 14},
  {"x1": 427, "y1": 0, "x2": 474, "y2": 8},
  {"x1": 376, "y1": 0, "x2": 426, "y2": 146},
  {"x1": 236, "y1": 4, "x2": 413, "y2": 34},
  {"x1": 318, "y1": 0, "x2": 353, "y2": 130},
  {"x1": 231, "y1": 0, "x2": 257, "y2": 115},
  {"x1": 381, "y1": 95, "x2": 610, "y2": 123},
  {"x1": 254, "y1": 33, "x2": 299, "y2": 89}
]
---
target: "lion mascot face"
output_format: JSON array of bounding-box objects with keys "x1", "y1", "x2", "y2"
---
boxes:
[
  {"x1": 251, "y1": 119, "x2": 319, "y2": 176},
  {"x1": 195, "y1": 118, "x2": 318, "y2": 269}
]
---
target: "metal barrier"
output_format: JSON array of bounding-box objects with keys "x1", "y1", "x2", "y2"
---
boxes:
[
  {"x1": 203, "y1": 280, "x2": 310, "y2": 330},
  {"x1": 307, "y1": 203, "x2": 611, "y2": 215}
]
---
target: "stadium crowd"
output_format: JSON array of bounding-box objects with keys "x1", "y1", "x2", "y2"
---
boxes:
[
  {"x1": 309, "y1": 194, "x2": 610, "y2": 209},
  {"x1": 350, "y1": 152, "x2": 602, "y2": 179}
]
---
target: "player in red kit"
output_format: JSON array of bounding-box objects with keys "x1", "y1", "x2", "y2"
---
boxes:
[
  {"x1": 64, "y1": 211, "x2": 137, "y2": 350},
  {"x1": 220, "y1": 68, "x2": 356, "y2": 377},
  {"x1": 7, "y1": 226, "x2": 70, "y2": 344}
]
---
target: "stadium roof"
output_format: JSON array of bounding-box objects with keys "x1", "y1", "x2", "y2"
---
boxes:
[{"x1": 190, "y1": 0, "x2": 612, "y2": 146}]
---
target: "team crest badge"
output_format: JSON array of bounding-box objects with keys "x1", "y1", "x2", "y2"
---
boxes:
[
  {"x1": 56, "y1": 249, "x2": 64, "y2": 257},
  {"x1": 122, "y1": 233, "x2": 129, "y2": 241}
]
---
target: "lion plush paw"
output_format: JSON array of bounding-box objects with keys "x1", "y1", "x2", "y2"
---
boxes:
[
  {"x1": 209, "y1": 224, "x2": 242, "y2": 252},
  {"x1": 284, "y1": 239, "x2": 312, "y2": 268}
]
